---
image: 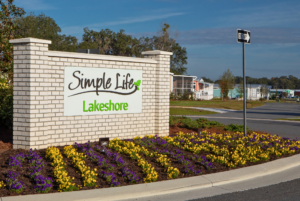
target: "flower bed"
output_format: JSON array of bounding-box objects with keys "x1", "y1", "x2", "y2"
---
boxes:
[{"x1": 1, "y1": 131, "x2": 300, "y2": 197}]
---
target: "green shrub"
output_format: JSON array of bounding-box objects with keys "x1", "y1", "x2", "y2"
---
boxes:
[
  {"x1": 180, "y1": 117, "x2": 199, "y2": 129},
  {"x1": 169, "y1": 116, "x2": 184, "y2": 126},
  {"x1": 196, "y1": 118, "x2": 208, "y2": 123},
  {"x1": 0, "y1": 78, "x2": 13, "y2": 129},
  {"x1": 170, "y1": 92, "x2": 175, "y2": 100},
  {"x1": 190, "y1": 92, "x2": 194, "y2": 100},
  {"x1": 209, "y1": 121, "x2": 223, "y2": 127},
  {"x1": 169, "y1": 117, "x2": 224, "y2": 130},
  {"x1": 224, "y1": 124, "x2": 249, "y2": 132},
  {"x1": 176, "y1": 92, "x2": 182, "y2": 100},
  {"x1": 195, "y1": 118, "x2": 223, "y2": 128},
  {"x1": 182, "y1": 91, "x2": 189, "y2": 100}
]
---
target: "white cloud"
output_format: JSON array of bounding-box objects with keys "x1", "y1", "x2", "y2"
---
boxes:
[
  {"x1": 132, "y1": 27, "x2": 300, "y2": 45},
  {"x1": 62, "y1": 12, "x2": 186, "y2": 36},
  {"x1": 91, "y1": 12, "x2": 185, "y2": 27}
]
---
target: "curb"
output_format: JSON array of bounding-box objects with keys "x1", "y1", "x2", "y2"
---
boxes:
[{"x1": 2, "y1": 154, "x2": 300, "y2": 201}]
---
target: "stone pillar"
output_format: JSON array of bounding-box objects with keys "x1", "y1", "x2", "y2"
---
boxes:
[
  {"x1": 10, "y1": 38, "x2": 51, "y2": 149},
  {"x1": 142, "y1": 50, "x2": 172, "y2": 136}
]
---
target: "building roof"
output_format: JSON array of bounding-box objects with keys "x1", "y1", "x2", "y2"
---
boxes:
[
  {"x1": 196, "y1": 78, "x2": 214, "y2": 85},
  {"x1": 173, "y1": 75, "x2": 197, "y2": 78}
]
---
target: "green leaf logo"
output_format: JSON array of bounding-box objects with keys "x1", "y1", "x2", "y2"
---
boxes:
[{"x1": 134, "y1": 80, "x2": 141, "y2": 90}]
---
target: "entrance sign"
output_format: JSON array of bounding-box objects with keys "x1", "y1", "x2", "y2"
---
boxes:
[
  {"x1": 64, "y1": 67, "x2": 142, "y2": 116},
  {"x1": 237, "y1": 29, "x2": 251, "y2": 44}
]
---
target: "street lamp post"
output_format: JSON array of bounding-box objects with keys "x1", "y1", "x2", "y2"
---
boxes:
[{"x1": 237, "y1": 29, "x2": 251, "y2": 136}]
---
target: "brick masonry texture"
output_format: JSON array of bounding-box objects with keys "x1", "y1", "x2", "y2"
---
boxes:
[{"x1": 10, "y1": 38, "x2": 171, "y2": 149}]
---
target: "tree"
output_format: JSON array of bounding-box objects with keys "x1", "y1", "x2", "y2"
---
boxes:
[
  {"x1": 170, "y1": 42, "x2": 187, "y2": 75},
  {"x1": 282, "y1": 91, "x2": 288, "y2": 98},
  {"x1": 54, "y1": 34, "x2": 78, "y2": 52},
  {"x1": 152, "y1": 23, "x2": 187, "y2": 75},
  {"x1": 0, "y1": 0, "x2": 25, "y2": 84},
  {"x1": 260, "y1": 85, "x2": 268, "y2": 100},
  {"x1": 14, "y1": 12, "x2": 78, "y2": 52},
  {"x1": 79, "y1": 28, "x2": 113, "y2": 54},
  {"x1": 0, "y1": 0, "x2": 24, "y2": 128},
  {"x1": 201, "y1": 77, "x2": 214, "y2": 83},
  {"x1": 236, "y1": 81, "x2": 247, "y2": 99},
  {"x1": 138, "y1": 36, "x2": 155, "y2": 53},
  {"x1": 151, "y1": 23, "x2": 175, "y2": 51},
  {"x1": 234, "y1": 76, "x2": 243, "y2": 84},
  {"x1": 218, "y1": 69, "x2": 235, "y2": 99},
  {"x1": 79, "y1": 28, "x2": 143, "y2": 57},
  {"x1": 79, "y1": 23, "x2": 188, "y2": 74},
  {"x1": 219, "y1": 80, "x2": 228, "y2": 100},
  {"x1": 111, "y1": 29, "x2": 142, "y2": 57}
]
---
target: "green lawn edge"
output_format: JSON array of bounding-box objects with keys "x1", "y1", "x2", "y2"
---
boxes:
[
  {"x1": 170, "y1": 108, "x2": 217, "y2": 116},
  {"x1": 170, "y1": 100, "x2": 265, "y2": 110}
]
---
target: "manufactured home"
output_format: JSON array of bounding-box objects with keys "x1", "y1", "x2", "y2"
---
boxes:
[{"x1": 170, "y1": 73, "x2": 214, "y2": 100}]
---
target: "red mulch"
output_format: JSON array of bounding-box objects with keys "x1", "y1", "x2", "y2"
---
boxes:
[
  {"x1": 0, "y1": 127, "x2": 12, "y2": 154},
  {"x1": 0, "y1": 126, "x2": 272, "y2": 154},
  {"x1": 169, "y1": 125, "x2": 270, "y2": 136}
]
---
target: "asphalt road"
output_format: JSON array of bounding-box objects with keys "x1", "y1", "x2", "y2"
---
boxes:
[
  {"x1": 120, "y1": 163, "x2": 300, "y2": 201},
  {"x1": 191, "y1": 178, "x2": 300, "y2": 201},
  {"x1": 187, "y1": 103, "x2": 300, "y2": 201},
  {"x1": 187, "y1": 102, "x2": 300, "y2": 139},
  {"x1": 206, "y1": 102, "x2": 300, "y2": 120}
]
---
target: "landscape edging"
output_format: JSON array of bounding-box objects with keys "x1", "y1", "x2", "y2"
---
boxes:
[{"x1": 2, "y1": 154, "x2": 300, "y2": 201}]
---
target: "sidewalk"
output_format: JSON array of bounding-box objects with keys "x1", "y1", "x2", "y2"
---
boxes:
[{"x1": 170, "y1": 106, "x2": 236, "y2": 113}]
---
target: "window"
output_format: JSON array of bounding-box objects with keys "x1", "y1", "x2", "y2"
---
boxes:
[{"x1": 173, "y1": 76, "x2": 193, "y2": 95}]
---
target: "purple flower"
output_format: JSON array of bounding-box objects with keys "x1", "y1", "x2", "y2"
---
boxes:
[
  {"x1": 100, "y1": 171, "x2": 120, "y2": 187},
  {"x1": 95, "y1": 146, "x2": 125, "y2": 167},
  {"x1": 8, "y1": 153, "x2": 25, "y2": 168},
  {"x1": 191, "y1": 155, "x2": 215, "y2": 170},
  {"x1": 6, "y1": 171, "x2": 26, "y2": 193},
  {"x1": 75, "y1": 143, "x2": 115, "y2": 170},
  {"x1": 27, "y1": 149, "x2": 46, "y2": 178},
  {"x1": 33, "y1": 175, "x2": 53, "y2": 193},
  {"x1": 27, "y1": 149, "x2": 53, "y2": 193},
  {"x1": 121, "y1": 167, "x2": 139, "y2": 183},
  {"x1": 159, "y1": 148, "x2": 202, "y2": 175}
]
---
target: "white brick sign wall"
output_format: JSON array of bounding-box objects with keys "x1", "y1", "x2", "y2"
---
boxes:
[{"x1": 10, "y1": 38, "x2": 172, "y2": 150}]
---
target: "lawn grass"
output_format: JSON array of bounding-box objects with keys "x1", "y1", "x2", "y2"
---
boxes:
[
  {"x1": 170, "y1": 108, "x2": 217, "y2": 115},
  {"x1": 170, "y1": 100, "x2": 265, "y2": 110}
]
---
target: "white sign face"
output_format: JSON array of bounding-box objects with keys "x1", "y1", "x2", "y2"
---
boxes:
[
  {"x1": 64, "y1": 67, "x2": 142, "y2": 116},
  {"x1": 237, "y1": 29, "x2": 251, "y2": 44}
]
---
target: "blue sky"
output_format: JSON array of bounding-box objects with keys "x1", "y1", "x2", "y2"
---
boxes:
[{"x1": 15, "y1": 0, "x2": 300, "y2": 81}]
